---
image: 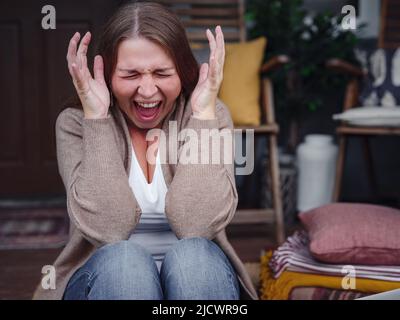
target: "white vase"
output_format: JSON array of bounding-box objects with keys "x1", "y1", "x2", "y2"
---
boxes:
[{"x1": 296, "y1": 134, "x2": 338, "y2": 212}]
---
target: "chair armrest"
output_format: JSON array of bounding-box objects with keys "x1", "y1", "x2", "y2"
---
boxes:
[
  {"x1": 260, "y1": 55, "x2": 290, "y2": 74},
  {"x1": 326, "y1": 58, "x2": 366, "y2": 78}
]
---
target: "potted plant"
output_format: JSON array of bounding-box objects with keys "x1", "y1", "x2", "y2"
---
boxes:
[{"x1": 246, "y1": 0, "x2": 361, "y2": 151}]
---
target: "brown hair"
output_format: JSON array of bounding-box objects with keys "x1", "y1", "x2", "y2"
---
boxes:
[{"x1": 64, "y1": 1, "x2": 199, "y2": 109}]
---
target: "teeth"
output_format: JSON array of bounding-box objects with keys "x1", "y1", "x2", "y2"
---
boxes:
[{"x1": 135, "y1": 101, "x2": 160, "y2": 108}]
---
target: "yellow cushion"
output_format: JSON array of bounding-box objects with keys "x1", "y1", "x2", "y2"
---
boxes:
[{"x1": 219, "y1": 37, "x2": 267, "y2": 126}]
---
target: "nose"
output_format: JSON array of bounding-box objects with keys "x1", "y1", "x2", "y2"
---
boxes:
[{"x1": 137, "y1": 75, "x2": 158, "y2": 97}]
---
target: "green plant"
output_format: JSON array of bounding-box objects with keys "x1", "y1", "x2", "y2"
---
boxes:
[{"x1": 246, "y1": 0, "x2": 361, "y2": 148}]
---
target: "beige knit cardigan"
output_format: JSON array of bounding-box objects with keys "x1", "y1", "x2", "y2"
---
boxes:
[{"x1": 32, "y1": 96, "x2": 258, "y2": 300}]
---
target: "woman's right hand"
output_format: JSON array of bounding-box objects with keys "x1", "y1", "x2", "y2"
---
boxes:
[{"x1": 67, "y1": 31, "x2": 110, "y2": 119}]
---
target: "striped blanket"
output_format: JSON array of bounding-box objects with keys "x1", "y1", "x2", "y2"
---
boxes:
[
  {"x1": 269, "y1": 231, "x2": 400, "y2": 282},
  {"x1": 260, "y1": 250, "x2": 400, "y2": 300}
]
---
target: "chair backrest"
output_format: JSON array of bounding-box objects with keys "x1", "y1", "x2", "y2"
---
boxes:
[
  {"x1": 157, "y1": 0, "x2": 246, "y2": 47},
  {"x1": 378, "y1": 0, "x2": 400, "y2": 49},
  {"x1": 158, "y1": 0, "x2": 272, "y2": 126}
]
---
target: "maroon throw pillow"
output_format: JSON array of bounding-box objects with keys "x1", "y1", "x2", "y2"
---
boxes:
[{"x1": 299, "y1": 203, "x2": 400, "y2": 265}]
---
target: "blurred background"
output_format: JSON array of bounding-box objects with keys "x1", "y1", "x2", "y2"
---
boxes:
[{"x1": 1, "y1": 0, "x2": 398, "y2": 205}]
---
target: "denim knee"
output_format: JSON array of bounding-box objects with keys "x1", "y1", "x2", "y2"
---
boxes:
[
  {"x1": 65, "y1": 240, "x2": 163, "y2": 300},
  {"x1": 162, "y1": 237, "x2": 218, "y2": 264},
  {"x1": 160, "y1": 237, "x2": 240, "y2": 300},
  {"x1": 92, "y1": 240, "x2": 156, "y2": 270}
]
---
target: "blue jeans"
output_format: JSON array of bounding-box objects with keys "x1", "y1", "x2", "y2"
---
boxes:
[{"x1": 63, "y1": 237, "x2": 240, "y2": 300}]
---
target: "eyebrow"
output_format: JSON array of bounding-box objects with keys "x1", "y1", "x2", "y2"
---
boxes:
[{"x1": 117, "y1": 67, "x2": 175, "y2": 73}]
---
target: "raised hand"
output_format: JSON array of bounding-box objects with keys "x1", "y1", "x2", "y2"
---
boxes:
[
  {"x1": 190, "y1": 26, "x2": 225, "y2": 120},
  {"x1": 66, "y1": 32, "x2": 110, "y2": 119}
]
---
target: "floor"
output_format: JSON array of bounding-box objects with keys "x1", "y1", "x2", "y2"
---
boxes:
[{"x1": 0, "y1": 222, "x2": 300, "y2": 300}]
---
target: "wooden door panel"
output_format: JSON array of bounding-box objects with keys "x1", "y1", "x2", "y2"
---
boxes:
[
  {"x1": 0, "y1": 0, "x2": 119, "y2": 197},
  {"x1": 0, "y1": 23, "x2": 24, "y2": 167}
]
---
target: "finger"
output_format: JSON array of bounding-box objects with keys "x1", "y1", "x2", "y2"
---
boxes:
[
  {"x1": 216, "y1": 26, "x2": 225, "y2": 67},
  {"x1": 67, "y1": 32, "x2": 80, "y2": 60},
  {"x1": 214, "y1": 26, "x2": 225, "y2": 80},
  {"x1": 77, "y1": 31, "x2": 91, "y2": 69},
  {"x1": 93, "y1": 55, "x2": 106, "y2": 85},
  {"x1": 198, "y1": 63, "x2": 209, "y2": 84},
  {"x1": 207, "y1": 55, "x2": 217, "y2": 87},
  {"x1": 77, "y1": 31, "x2": 91, "y2": 56},
  {"x1": 206, "y1": 28, "x2": 217, "y2": 59},
  {"x1": 70, "y1": 62, "x2": 81, "y2": 85},
  {"x1": 206, "y1": 28, "x2": 217, "y2": 71},
  {"x1": 67, "y1": 32, "x2": 81, "y2": 72},
  {"x1": 70, "y1": 62, "x2": 87, "y2": 94}
]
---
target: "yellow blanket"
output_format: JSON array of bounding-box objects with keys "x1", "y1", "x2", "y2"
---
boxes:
[{"x1": 260, "y1": 251, "x2": 400, "y2": 300}]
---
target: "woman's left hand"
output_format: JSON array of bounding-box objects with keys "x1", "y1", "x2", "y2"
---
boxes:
[{"x1": 190, "y1": 26, "x2": 225, "y2": 120}]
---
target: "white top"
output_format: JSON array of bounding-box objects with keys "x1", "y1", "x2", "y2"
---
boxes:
[{"x1": 128, "y1": 144, "x2": 178, "y2": 270}]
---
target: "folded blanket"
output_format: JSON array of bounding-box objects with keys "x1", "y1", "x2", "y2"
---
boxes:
[
  {"x1": 270, "y1": 231, "x2": 400, "y2": 282},
  {"x1": 289, "y1": 287, "x2": 367, "y2": 300},
  {"x1": 260, "y1": 251, "x2": 400, "y2": 300}
]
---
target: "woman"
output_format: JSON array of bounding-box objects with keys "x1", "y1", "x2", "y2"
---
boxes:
[{"x1": 33, "y1": 1, "x2": 257, "y2": 300}]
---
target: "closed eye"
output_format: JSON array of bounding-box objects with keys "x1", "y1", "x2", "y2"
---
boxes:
[
  {"x1": 122, "y1": 73, "x2": 171, "y2": 79},
  {"x1": 122, "y1": 74, "x2": 139, "y2": 79}
]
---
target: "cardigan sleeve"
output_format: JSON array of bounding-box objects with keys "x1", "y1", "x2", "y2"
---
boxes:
[
  {"x1": 55, "y1": 108, "x2": 139, "y2": 247},
  {"x1": 165, "y1": 99, "x2": 238, "y2": 240}
]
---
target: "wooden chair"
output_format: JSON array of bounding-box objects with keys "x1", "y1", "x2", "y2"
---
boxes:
[
  {"x1": 327, "y1": 0, "x2": 400, "y2": 202},
  {"x1": 158, "y1": 0, "x2": 288, "y2": 244}
]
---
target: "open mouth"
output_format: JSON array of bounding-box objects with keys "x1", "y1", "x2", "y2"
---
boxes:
[{"x1": 133, "y1": 101, "x2": 162, "y2": 121}]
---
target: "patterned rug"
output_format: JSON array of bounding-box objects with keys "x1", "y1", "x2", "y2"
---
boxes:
[{"x1": 0, "y1": 208, "x2": 69, "y2": 250}]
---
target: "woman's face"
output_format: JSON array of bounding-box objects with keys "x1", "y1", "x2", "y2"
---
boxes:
[{"x1": 111, "y1": 37, "x2": 182, "y2": 129}]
